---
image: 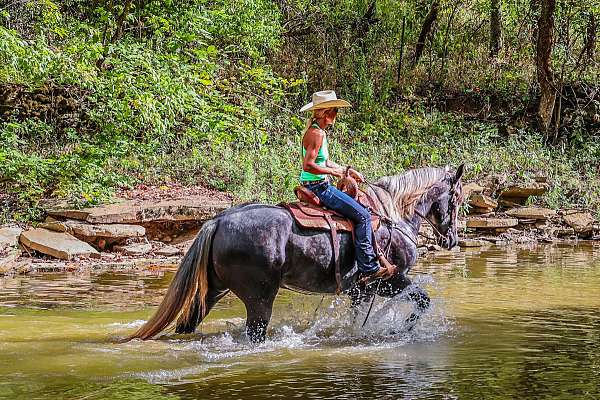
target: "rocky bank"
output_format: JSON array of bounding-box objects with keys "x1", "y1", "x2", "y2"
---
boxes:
[{"x1": 1, "y1": 179, "x2": 598, "y2": 276}]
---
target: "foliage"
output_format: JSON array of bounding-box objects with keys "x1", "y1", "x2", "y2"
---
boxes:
[{"x1": 0, "y1": 0, "x2": 598, "y2": 222}]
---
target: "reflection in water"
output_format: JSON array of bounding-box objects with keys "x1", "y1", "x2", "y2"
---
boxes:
[{"x1": 0, "y1": 242, "x2": 599, "y2": 399}]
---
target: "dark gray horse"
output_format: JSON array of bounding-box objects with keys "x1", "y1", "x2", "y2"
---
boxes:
[{"x1": 127, "y1": 165, "x2": 464, "y2": 343}]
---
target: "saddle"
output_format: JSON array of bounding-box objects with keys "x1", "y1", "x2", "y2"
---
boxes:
[
  {"x1": 286, "y1": 187, "x2": 380, "y2": 232},
  {"x1": 282, "y1": 181, "x2": 381, "y2": 294}
]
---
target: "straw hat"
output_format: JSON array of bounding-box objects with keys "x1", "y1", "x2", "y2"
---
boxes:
[{"x1": 299, "y1": 90, "x2": 352, "y2": 112}]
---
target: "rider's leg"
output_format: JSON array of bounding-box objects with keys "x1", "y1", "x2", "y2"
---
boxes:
[{"x1": 308, "y1": 184, "x2": 379, "y2": 274}]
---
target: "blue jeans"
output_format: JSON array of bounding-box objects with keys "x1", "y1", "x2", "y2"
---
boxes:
[{"x1": 304, "y1": 181, "x2": 379, "y2": 274}]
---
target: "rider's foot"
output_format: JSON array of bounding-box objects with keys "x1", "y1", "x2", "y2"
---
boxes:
[{"x1": 360, "y1": 262, "x2": 397, "y2": 283}]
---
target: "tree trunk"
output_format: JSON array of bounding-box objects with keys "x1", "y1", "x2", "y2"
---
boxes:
[
  {"x1": 414, "y1": 0, "x2": 439, "y2": 64},
  {"x1": 110, "y1": 0, "x2": 133, "y2": 44},
  {"x1": 585, "y1": 13, "x2": 596, "y2": 60},
  {"x1": 536, "y1": 0, "x2": 556, "y2": 135},
  {"x1": 97, "y1": 0, "x2": 134, "y2": 69},
  {"x1": 489, "y1": 0, "x2": 502, "y2": 56}
]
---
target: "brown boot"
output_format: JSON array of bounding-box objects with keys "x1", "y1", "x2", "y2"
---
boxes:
[{"x1": 360, "y1": 256, "x2": 397, "y2": 283}]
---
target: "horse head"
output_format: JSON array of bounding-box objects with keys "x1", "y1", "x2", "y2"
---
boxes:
[{"x1": 424, "y1": 164, "x2": 465, "y2": 249}]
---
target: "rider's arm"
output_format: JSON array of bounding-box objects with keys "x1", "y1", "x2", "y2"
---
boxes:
[
  {"x1": 326, "y1": 159, "x2": 341, "y2": 168},
  {"x1": 302, "y1": 128, "x2": 344, "y2": 178},
  {"x1": 327, "y1": 157, "x2": 365, "y2": 183}
]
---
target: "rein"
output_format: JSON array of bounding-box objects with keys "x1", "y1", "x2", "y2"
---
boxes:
[
  {"x1": 414, "y1": 209, "x2": 445, "y2": 242},
  {"x1": 363, "y1": 179, "x2": 443, "y2": 247}
]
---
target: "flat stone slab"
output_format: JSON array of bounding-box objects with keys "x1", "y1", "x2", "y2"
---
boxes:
[
  {"x1": 114, "y1": 243, "x2": 153, "y2": 256},
  {"x1": 463, "y1": 182, "x2": 485, "y2": 197},
  {"x1": 72, "y1": 222, "x2": 145, "y2": 238},
  {"x1": 154, "y1": 245, "x2": 181, "y2": 256},
  {"x1": 469, "y1": 206, "x2": 495, "y2": 215},
  {"x1": 41, "y1": 220, "x2": 145, "y2": 239},
  {"x1": 46, "y1": 197, "x2": 232, "y2": 224},
  {"x1": 0, "y1": 248, "x2": 22, "y2": 274},
  {"x1": 563, "y1": 211, "x2": 596, "y2": 234},
  {"x1": 467, "y1": 218, "x2": 519, "y2": 229},
  {"x1": 469, "y1": 194, "x2": 498, "y2": 209},
  {"x1": 506, "y1": 207, "x2": 556, "y2": 220},
  {"x1": 0, "y1": 227, "x2": 23, "y2": 249},
  {"x1": 499, "y1": 182, "x2": 549, "y2": 198},
  {"x1": 19, "y1": 228, "x2": 100, "y2": 260},
  {"x1": 458, "y1": 239, "x2": 485, "y2": 247}
]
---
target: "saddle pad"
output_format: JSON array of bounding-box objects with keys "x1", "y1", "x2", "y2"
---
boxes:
[{"x1": 282, "y1": 202, "x2": 380, "y2": 232}]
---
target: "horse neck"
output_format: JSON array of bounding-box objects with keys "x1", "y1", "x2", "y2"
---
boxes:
[{"x1": 403, "y1": 184, "x2": 443, "y2": 234}]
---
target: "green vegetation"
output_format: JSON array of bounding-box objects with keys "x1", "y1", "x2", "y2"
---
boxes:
[{"x1": 0, "y1": 0, "x2": 598, "y2": 222}]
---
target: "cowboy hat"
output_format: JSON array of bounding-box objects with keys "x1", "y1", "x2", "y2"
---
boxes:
[{"x1": 299, "y1": 90, "x2": 352, "y2": 112}]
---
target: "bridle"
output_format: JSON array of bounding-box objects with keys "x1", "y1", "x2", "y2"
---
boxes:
[
  {"x1": 415, "y1": 177, "x2": 462, "y2": 248},
  {"x1": 365, "y1": 175, "x2": 462, "y2": 249}
]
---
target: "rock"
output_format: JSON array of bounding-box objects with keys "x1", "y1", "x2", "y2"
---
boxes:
[
  {"x1": 46, "y1": 197, "x2": 232, "y2": 224},
  {"x1": 458, "y1": 239, "x2": 484, "y2": 247},
  {"x1": 499, "y1": 182, "x2": 549, "y2": 198},
  {"x1": 498, "y1": 198, "x2": 526, "y2": 207},
  {"x1": 506, "y1": 207, "x2": 556, "y2": 220},
  {"x1": 67, "y1": 221, "x2": 145, "y2": 239},
  {"x1": 0, "y1": 226, "x2": 23, "y2": 250},
  {"x1": 553, "y1": 226, "x2": 575, "y2": 237},
  {"x1": 463, "y1": 182, "x2": 485, "y2": 198},
  {"x1": 468, "y1": 206, "x2": 495, "y2": 215},
  {"x1": 114, "y1": 243, "x2": 153, "y2": 256},
  {"x1": 0, "y1": 248, "x2": 22, "y2": 274},
  {"x1": 535, "y1": 221, "x2": 549, "y2": 229},
  {"x1": 19, "y1": 228, "x2": 100, "y2": 260},
  {"x1": 469, "y1": 194, "x2": 498, "y2": 209},
  {"x1": 563, "y1": 211, "x2": 596, "y2": 235},
  {"x1": 38, "y1": 221, "x2": 68, "y2": 232},
  {"x1": 155, "y1": 245, "x2": 181, "y2": 256},
  {"x1": 39, "y1": 220, "x2": 145, "y2": 244},
  {"x1": 466, "y1": 218, "x2": 519, "y2": 229}
]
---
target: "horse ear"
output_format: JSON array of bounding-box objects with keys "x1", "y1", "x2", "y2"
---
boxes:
[{"x1": 454, "y1": 163, "x2": 465, "y2": 184}]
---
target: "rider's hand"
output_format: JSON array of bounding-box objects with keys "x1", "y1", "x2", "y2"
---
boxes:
[{"x1": 348, "y1": 168, "x2": 365, "y2": 183}]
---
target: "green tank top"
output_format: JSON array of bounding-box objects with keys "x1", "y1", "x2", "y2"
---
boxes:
[{"x1": 300, "y1": 122, "x2": 329, "y2": 182}]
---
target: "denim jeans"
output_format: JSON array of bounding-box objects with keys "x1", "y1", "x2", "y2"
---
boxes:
[{"x1": 304, "y1": 181, "x2": 379, "y2": 274}]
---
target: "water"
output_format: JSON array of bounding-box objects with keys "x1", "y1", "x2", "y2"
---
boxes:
[{"x1": 1, "y1": 243, "x2": 599, "y2": 399}]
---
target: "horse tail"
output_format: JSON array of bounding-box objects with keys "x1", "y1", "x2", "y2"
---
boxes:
[{"x1": 125, "y1": 219, "x2": 219, "y2": 341}]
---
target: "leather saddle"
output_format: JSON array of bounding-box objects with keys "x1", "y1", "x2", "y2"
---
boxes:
[
  {"x1": 285, "y1": 186, "x2": 380, "y2": 232},
  {"x1": 281, "y1": 182, "x2": 381, "y2": 294}
]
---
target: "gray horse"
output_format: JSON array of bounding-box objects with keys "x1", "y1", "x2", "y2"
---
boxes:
[{"x1": 127, "y1": 165, "x2": 464, "y2": 343}]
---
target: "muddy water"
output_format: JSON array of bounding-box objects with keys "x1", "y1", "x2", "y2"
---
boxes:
[{"x1": 1, "y1": 243, "x2": 599, "y2": 399}]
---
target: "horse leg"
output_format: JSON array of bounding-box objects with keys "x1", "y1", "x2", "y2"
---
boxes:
[
  {"x1": 404, "y1": 286, "x2": 431, "y2": 330},
  {"x1": 243, "y1": 294, "x2": 278, "y2": 343},
  {"x1": 227, "y1": 271, "x2": 280, "y2": 344},
  {"x1": 175, "y1": 288, "x2": 230, "y2": 334},
  {"x1": 378, "y1": 273, "x2": 431, "y2": 331}
]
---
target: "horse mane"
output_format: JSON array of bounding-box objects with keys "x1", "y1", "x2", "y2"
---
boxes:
[{"x1": 372, "y1": 167, "x2": 448, "y2": 220}]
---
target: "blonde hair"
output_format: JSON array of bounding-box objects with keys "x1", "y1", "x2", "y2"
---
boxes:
[{"x1": 302, "y1": 108, "x2": 333, "y2": 135}]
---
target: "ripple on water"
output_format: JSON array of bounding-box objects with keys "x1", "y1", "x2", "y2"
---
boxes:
[{"x1": 2, "y1": 243, "x2": 600, "y2": 400}]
